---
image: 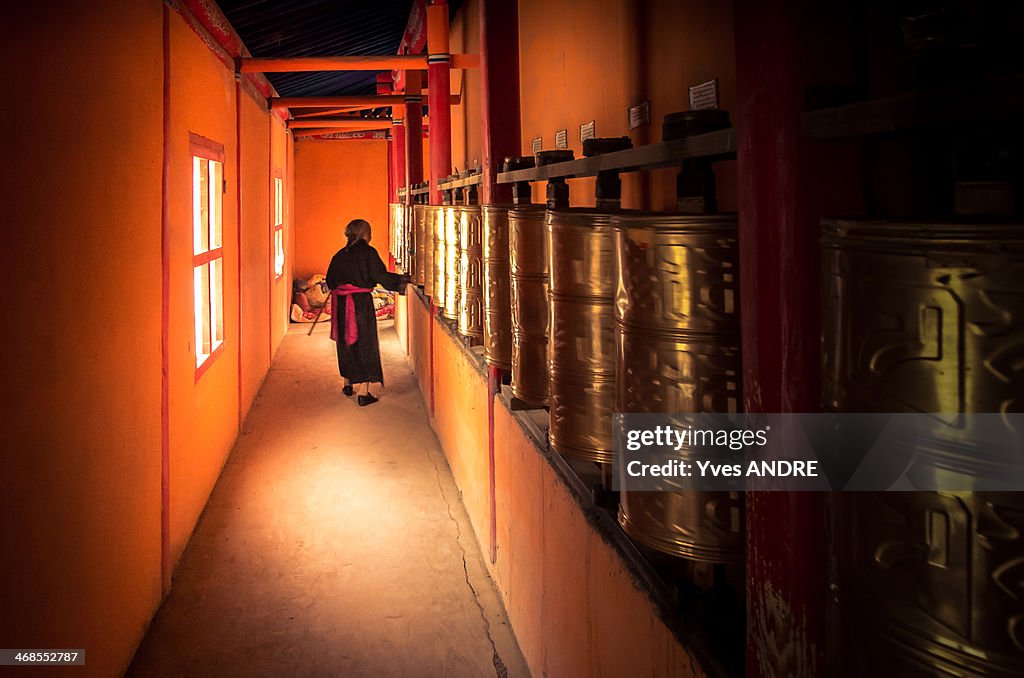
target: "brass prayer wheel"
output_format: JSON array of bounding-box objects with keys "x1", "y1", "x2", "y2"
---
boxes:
[
  {"x1": 458, "y1": 205, "x2": 484, "y2": 340},
  {"x1": 613, "y1": 213, "x2": 745, "y2": 564},
  {"x1": 388, "y1": 203, "x2": 400, "y2": 262},
  {"x1": 443, "y1": 205, "x2": 461, "y2": 321},
  {"x1": 405, "y1": 203, "x2": 414, "y2": 273},
  {"x1": 482, "y1": 205, "x2": 512, "y2": 370},
  {"x1": 547, "y1": 209, "x2": 618, "y2": 463},
  {"x1": 413, "y1": 204, "x2": 427, "y2": 286},
  {"x1": 432, "y1": 204, "x2": 447, "y2": 310},
  {"x1": 509, "y1": 205, "x2": 549, "y2": 407},
  {"x1": 423, "y1": 206, "x2": 436, "y2": 297},
  {"x1": 823, "y1": 219, "x2": 1024, "y2": 676}
]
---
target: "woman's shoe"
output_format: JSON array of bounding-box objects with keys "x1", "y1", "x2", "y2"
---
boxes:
[
  {"x1": 357, "y1": 393, "x2": 379, "y2": 407},
  {"x1": 342, "y1": 384, "x2": 354, "y2": 396}
]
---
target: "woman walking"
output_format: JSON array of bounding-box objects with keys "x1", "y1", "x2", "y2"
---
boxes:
[{"x1": 326, "y1": 219, "x2": 409, "y2": 406}]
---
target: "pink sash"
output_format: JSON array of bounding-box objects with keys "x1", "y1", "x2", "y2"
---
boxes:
[{"x1": 330, "y1": 284, "x2": 374, "y2": 345}]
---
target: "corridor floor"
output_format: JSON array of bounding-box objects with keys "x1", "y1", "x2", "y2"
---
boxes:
[{"x1": 129, "y1": 320, "x2": 528, "y2": 677}]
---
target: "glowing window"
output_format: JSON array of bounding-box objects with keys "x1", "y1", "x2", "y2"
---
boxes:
[
  {"x1": 190, "y1": 134, "x2": 225, "y2": 376},
  {"x1": 273, "y1": 174, "x2": 284, "y2": 278}
]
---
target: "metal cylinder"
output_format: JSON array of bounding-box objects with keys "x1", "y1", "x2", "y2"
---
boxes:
[
  {"x1": 413, "y1": 204, "x2": 427, "y2": 286},
  {"x1": 458, "y1": 205, "x2": 484, "y2": 340},
  {"x1": 482, "y1": 205, "x2": 512, "y2": 369},
  {"x1": 509, "y1": 205, "x2": 549, "y2": 406},
  {"x1": 823, "y1": 218, "x2": 1024, "y2": 676},
  {"x1": 388, "y1": 203, "x2": 399, "y2": 261},
  {"x1": 613, "y1": 213, "x2": 744, "y2": 563},
  {"x1": 442, "y1": 205, "x2": 461, "y2": 321},
  {"x1": 423, "y1": 206, "x2": 436, "y2": 297},
  {"x1": 405, "y1": 203, "x2": 414, "y2": 273},
  {"x1": 432, "y1": 204, "x2": 447, "y2": 311},
  {"x1": 547, "y1": 209, "x2": 617, "y2": 463}
]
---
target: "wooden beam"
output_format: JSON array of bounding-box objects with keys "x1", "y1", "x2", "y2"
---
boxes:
[
  {"x1": 288, "y1": 119, "x2": 392, "y2": 130},
  {"x1": 274, "y1": 95, "x2": 460, "y2": 111},
  {"x1": 241, "y1": 54, "x2": 480, "y2": 75},
  {"x1": 271, "y1": 95, "x2": 404, "y2": 109},
  {"x1": 292, "y1": 107, "x2": 368, "y2": 118},
  {"x1": 241, "y1": 55, "x2": 428, "y2": 73},
  {"x1": 450, "y1": 53, "x2": 480, "y2": 69}
]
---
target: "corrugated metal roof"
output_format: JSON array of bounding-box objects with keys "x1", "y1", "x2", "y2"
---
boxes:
[{"x1": 218, "y1": 0, "x2": 462, "y2": 98}]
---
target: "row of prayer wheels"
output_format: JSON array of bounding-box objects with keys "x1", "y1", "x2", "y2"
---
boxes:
[
  {"x1": 395, "y1": 184, "x2": 1024, "y2": 676},
  {"x1": 400, "y1": 186, "x2": 747, "y2": 566},
  {"x1": 392, "y1": 180, "x2": 487, "y2": 344}
]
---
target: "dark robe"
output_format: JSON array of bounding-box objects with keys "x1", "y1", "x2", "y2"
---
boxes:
[{"x1": 326, "y1": 239, "x2": 404, "y2": 384}]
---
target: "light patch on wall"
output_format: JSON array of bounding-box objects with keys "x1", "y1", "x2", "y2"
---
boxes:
[
  {"x1": 274, "y1": 176, "x2": 285, "y2": 278},
  {"x1": 193, "y1": 155, "x2": 225, "y2": 370}
]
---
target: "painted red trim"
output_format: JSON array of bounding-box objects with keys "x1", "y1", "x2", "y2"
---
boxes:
[
  {"x1": 172, "y1": 0, "x2": 275, "y2": 100},
  {"x1": 293, "y1": 131, "x2": 392, "y2": 141},
  {"x1": 160, "y1": 2, "x2": 172, "y2": 597},
  {"x1": 392, "y1": 0, "x2": 428, "y2": 91},
  {"x1": 429, "y1": 302, "x2": 435, "y2": 416},
  {"x1": 487, "y1": 365, "x2": 499, "y2": 564},
  {"x1": 181, "y1": 0, "x2": 241, "y2": 59},
  {"x1": 192, "y1": 246, "x2": 224, "y2": 266},
  {"x1": 194, "y1": 341, "x2": 226, "y2": 383},
  {"x1": 189, "y1": 133, "x2": 225, "y2": 162},
  {"x1": 235, "y1": 79, "x2": 243, "y2": 433},
  {"x1": 167, "y1": 0, "x2": 234, "y2": 70}
]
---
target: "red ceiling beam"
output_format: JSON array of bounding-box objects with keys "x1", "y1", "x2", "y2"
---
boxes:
[
  {"x1": 241, "y1": 54, "x2": 478, "y2": 74},
  {"x1": 273, "y1": 95, "x2": 461, "y2": 111},
  {"x1": 288, "y1": 119, "x2": 393, "y2": 130},
  {"x1": 292, "y1": 107, "x2": 369, "y2": 118},
  {"x1": 242, "y1": 55, "x2": 427, "y2": 73},
  {"x1": 271, "y1": 95, "x2": 405, "y2": 110}
]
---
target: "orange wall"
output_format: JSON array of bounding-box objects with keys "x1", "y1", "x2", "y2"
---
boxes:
[
  {"x1": 0, "y1": 3, "x2": 294, "y2": 675},
  {"x1": 450, "y1": 0, "x2": 482, "y2": 173},
  {"x1": 293, "y1": 138, "x2": 390, "y2": 279},
  {"x1": 449, "y1": 0, "x2": 736, "y2": 211},
  {"x1": 400, "y1": 295, "x2": 708, "y2": 677},
  {"x1": 239, "y1": 90, "x2": 272, "y2": 417},
  {"x1": 166, "y1": 8, "x2": 242, "y2": 568},
  {"x1": 0, "y1": 2, "x2": 164, "y2": 676}
]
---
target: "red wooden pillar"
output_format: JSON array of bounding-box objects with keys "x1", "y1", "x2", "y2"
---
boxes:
[
  {"x1": 384, "y1": 72, "x2": 402, "y2": 206},
  {"x1": 389, "y1": 113, "x2": 406, "y2": 272},
  {"x1": 479, "y1": 0, "x2": 521, "y2": 564},
  {"x1": 405, "y1": 71, "x2": 424, "y2": 195},
  {"x1": 427, "y1": 1, "x2": 452, "y2": 206},
  {"x1": 735, "y1": 0, "x2": 826, "y2": 676},
  {"x1": 479, "y1": 0, "x2": 521, "y2": 205},
  {"x1": 392, "y1": 109, "x2": 407, "y2": 200}
]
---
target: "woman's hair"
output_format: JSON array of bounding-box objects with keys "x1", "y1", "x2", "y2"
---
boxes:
[{"x1": 344, "y1": 218, "x2": 371, "y2": 246}]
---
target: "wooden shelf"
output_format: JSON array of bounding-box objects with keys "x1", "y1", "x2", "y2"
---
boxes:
[
  {"x1": 409, "y1": 185, "x2": 430, "y2": 196},
  {"x1": 437, "y1": 173, "x2": 483, "y2": 191},
  {"x1": 802, "y1": 74, "x2": 1024, "y2": 140},
  {"x1": 495, "y1": 128, "x2": 736, "y2": 184}
]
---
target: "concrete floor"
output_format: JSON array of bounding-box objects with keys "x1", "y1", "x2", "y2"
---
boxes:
[{"x1": 129, "y1": 320, "x2": 528, "y2": 678}]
